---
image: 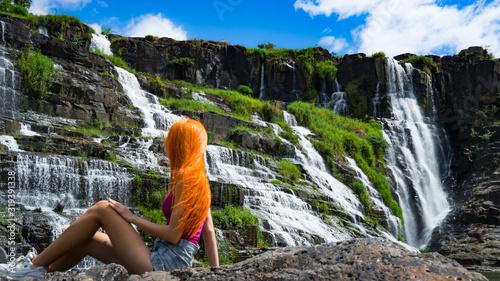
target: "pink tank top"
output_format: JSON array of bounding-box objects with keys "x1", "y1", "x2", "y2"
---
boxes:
[{"x1": 161, "y1": 193, "x2": 205, "y2": 244}]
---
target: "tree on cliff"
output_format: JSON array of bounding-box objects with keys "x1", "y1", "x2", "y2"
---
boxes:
[{"x1": 0, "y1": 0, "x2": 31, "y2": 16}]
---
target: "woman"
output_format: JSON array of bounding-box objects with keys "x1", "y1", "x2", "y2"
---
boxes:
[{"x1": 0, "y1": 119, "x2": 219, "y2": 280}]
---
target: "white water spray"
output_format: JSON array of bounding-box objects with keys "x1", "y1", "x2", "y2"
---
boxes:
[
  {"x1": 115, "y1": 67, "x2": 182, "y2": 137},
  {"x1": 259, "y1": 63, "x2": 265, "y2": 100},
  {"x1": 89, "y1": 33, "x2": 113, "y2": 56},
  {"x1": 383, "y1": 58, "x2": 450, "y2": 247}
]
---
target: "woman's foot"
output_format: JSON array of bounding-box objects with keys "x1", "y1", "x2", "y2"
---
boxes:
[{"x1": 0, "y1": 251, "x2": 47, "y2": 281}]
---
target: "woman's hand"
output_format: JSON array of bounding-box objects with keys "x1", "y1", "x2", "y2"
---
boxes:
[{"x1": 107, "y1": 198, "x2": 136, "y2": 224}]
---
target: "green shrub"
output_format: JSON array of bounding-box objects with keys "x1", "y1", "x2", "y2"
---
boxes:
[
  {"x1": 262, "y1": 101, "x2": 284, "y2": 123},
  {"x1": 316, "y1": 61, "x2": 338, "y2": 83},
  {"x1": 110, "y1": 37, "x2": 127, "y2": 44},
  {"x1": 137, "y1": 206, "x2": 165, "y2": 225},
  {"x1": 278, "y1": 160, "x2": 301, "y2": 184},
  {"x1": 101, "y1": 26, "x2": 113, "y2": 35},
  {"x1": 0, "y1": 1, "x2": 28, "y2": 17},
  {"x1": 264, "y1": 42, "x2": 275, "y2": 50},
  {"x1": 168, "y1": 57, "x2": 195, "y2": 67},
  {"x1": 17, "y1": 45, "x2": 55, "y2": 99},
  {"x1": 160, "y1": 98, "x2": 224, "y2": 114},
  {"x1": 238, "y1": 85, "x2": 253, "y2": 96},
  {"x1": 404, "y1": 55, "x2": 438, "y2": 74},
  {"x1": 372, "y1": 52, "x2": 386, "y2": 59},
  {"x1": 305, "y1": 88, "x2": 318, "y2": 103},
  {"x1": 29, "y1": 14, "x2": 86, "y2": 39},
  {"x1": 91, "y1": 50, "x2": 136, "y2": 74},
  {"x1": 212, "y1": 206, "x2": 258, "y2": 229},
  {"x1": 145, "y1": 35, "x2": 158, "y2": 42},
  {"x1": 350, "y1": 181, "x2": 371, "y2": 211},
  {"x1": 345, "y1": 77, "x2": 370, "y2": 118}
]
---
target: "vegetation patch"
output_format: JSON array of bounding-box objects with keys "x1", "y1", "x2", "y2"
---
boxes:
[
  {"x1": 0, "y1": 0, "x2": 29, "y2": 16},
  {"x1": 286, "y1": 102, "x2": 402, "y2": 221},
  {"x1": 91, "y1": 49, "x2": 137, "y2": 74},
  {"x1": 29, "y1": 14, "x2": 91, "y2": 42},
  {"x1": 278, "y1": 160, "x2": 302, "y2": 185},
  {"x1": 17, "y1": 45, "x2": 55, "y2": 100},
  {"x1": 404, "y1": 55, "x2": 438, "y2": 75},
  {"x1": 168, "y1": 57, "x2": 195, "y2": 67},
  {"x1": 345, "y1": 77, "x2": 370, "y2": 119},
  {"x1": 238, "y1": 85, "x2": 253, "y2": 96},
  {"x1": 171, "y1": 81, "x2": 283, "y2": 122},
  {"x1": 316, "y1": 61, "x2": 338, "y2": 84},
  {"x1": 372, "y1": 52, "x2": 386, "y2": 60},
  {"x1": 212, "y1": 205, "x2": 258, "y2": 229},
  {"x1": 160, "y1": 98, "x2": 224, "y2": 114}
]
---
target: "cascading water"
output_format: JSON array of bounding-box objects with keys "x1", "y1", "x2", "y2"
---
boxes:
[
  {"x1": 382, "y1": 58, "x2": 450, "y2": 247},
  {"x1": 14, "y1": 154, "x2": 131, "y2": 209},
  {"x1": 373, "y1": 83, "x2": 381, "y2": 117},
  {"x1": 259, "y1": 63, "x2": 265, "y2": 100},
  {"x1": 316, "y1": 79, "x2": 349, "y2": 115},
  {"x1": 328, "y1": 79, "x2": 349, "y2": 115},
  {"x1": 0, "y1": 135, "x2": 21, "y2": 151},
  {"x1": 89, "y1": 33, "x2": 113, "y2": 56},
  {"x1": 345, "y1": 156, "x2": 402, "y2": 238},
  {"x1": 115, "y1": 67, "x2": 182, "y2": 137},
  {"x1": 205, "y1": 145, "x2": 352, "y2": 246},
  {"x1": 0, "y1": 21, "x2": 21, "y2": 119}
]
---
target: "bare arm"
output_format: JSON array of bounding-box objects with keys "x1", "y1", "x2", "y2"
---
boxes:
[
  {"x1": 107, "y1": 198, "x2": 183, "y2": 244},
  {"x1": 202, "y1": 209, "x2": 219, "y2": 267}
]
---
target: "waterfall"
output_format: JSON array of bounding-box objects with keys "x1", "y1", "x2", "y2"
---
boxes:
[
  {"x1": 38, "y1": 26, "x2": 49, "y2": 37},
  {"x1": 0, "y1": 24, "x2": 21, "y2": 119},
  {"x1": 14, "y1": 153, "x2": 131, "y2": 209},
  {"x1": 89, "y1": 33, "x2": 113, "y2": 56},
  {"x1": 345, "y1": 156, "x2": 402, "y2": 238},
  {"x1": 328, "y1": 79, "x2": 349, "y2": 115},
  {"x1": 283, "y1": 112, "x2": 364, "y2": 221},
  {"x1": 115, "y1": 67, "x2": 182, "y2": 137},
  {"x1": 19, "y1": 123, "x2": 40, "y2": 136},
  {"x1": 373, "y1": 83, "x2": 381, "y2": 117},
  {"x1": 115, "y1": 136, "x2": 164, "y2": 171},
  {"x1": 1, "y1": 21, "x2": 5, "y2": 45},
  {"x1": 316, "y1": 79, "x2": 349, "y2": 116},
  {"x1": 259, "y1": 63, "x2": 265, "y2": 100},
  {"x1": 0, "y1": 135, "x2": 22, "y2": 151},
  {"x1": 383, "y1": 58, "x2": 450, "y2": 247},
  {"x1": 205, "y1": 145, "x2": 352, "y2": 246}
]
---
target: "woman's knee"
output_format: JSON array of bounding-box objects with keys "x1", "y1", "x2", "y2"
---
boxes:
[{"x1": 87, "y1": 200, "x2": 110, "y2": 215}]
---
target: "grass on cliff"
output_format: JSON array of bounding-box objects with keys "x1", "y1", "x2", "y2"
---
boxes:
[
  {"x1": 90, "y1": 49, "x2": 137, "y2": 74},
  {"x1": 170, "y1": 80, "x2": 283, "y2": 123},
  {"x1": 287, "y1": 102, "x2": 403, "y2": 221},
  {"x1": 17, "y1": 45, "x2": 55, "y2": 100},
  {"x1": 160, "y1": 98, "x2": 224, "y2": 114},
  {"x1": 212, "y1": 205, "x2": 259, "y2": 229}
]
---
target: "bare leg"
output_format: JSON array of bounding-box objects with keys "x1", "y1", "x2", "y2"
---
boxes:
[
  {"x1": 47, "y1": 232, "x2": 122, "y2": 272},
  {"x1": 31, "y1": 201, "x2": 153, "y2": 274}
]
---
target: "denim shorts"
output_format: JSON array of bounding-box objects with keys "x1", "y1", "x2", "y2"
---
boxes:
[{"x1": 150, "y1": 238, "x2": 199, "y2": 271}]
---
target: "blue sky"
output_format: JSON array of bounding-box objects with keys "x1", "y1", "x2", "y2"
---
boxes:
[{"x1": 30, "y1": 0, "x2": 500, "y2": 57}]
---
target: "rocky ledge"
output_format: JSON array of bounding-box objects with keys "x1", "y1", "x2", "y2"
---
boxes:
[{"x1": 33, "y1": 239, "x2": 486, "y2": 281}]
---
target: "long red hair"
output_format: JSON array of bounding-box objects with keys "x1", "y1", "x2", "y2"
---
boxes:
[{"x1": 165, "y1": 119, "x2": 211, "y2": 237}]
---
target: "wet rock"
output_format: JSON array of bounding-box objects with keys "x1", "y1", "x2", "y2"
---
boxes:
[{"x1": 34, "y1": 239, "x2": 487, "y2": 281}]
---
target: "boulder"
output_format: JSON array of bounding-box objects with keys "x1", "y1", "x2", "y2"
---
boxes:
[{"x1": 33, "y1": 239, "x2": 487, "y2": 281}]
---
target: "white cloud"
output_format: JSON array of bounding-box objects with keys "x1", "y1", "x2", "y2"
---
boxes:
[
  {"x1": 124, "y1": 13, "x2": 187, "y2": 40},
  {"x1": 30, "y1": 0, "x2": 92, "y2": 15},
  {"x1": 318, "y1": 36, "x2": 348, "y2": 53},
  {"x1": 295, "y1": 0, "x2": 500, "y2": 57}
]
